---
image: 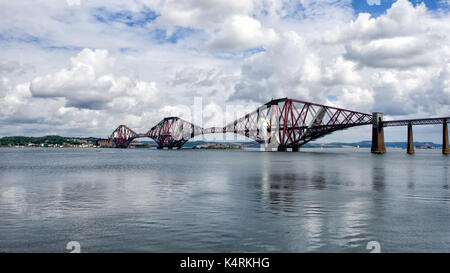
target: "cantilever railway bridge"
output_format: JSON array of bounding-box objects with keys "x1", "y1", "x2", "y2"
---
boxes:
[{"x1": 109, "y1": 98, "x2": 450, "y2": 154}]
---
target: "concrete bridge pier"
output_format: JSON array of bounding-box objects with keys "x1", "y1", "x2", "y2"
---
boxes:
[
  {"x1": 407, "y1": 123, "x2": 414, "y2": 154},
  {"x1": 292, "y1": 146, "x2": 299, "y2": 152},
  {"x1": 371, "y1": 112, "x2": 386, "y2": 154},
  {"x1": 443, "y1": 120, "x2": 449, "y2": 155}
]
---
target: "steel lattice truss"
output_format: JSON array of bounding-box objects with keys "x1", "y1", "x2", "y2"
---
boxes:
[
  {"x1": 110, "y1": 125, "x2": 139, "y2": 148},
  {"x1": 222, "y1": 98, "x2": 372, "y2": 149},
  {"x1": 109, "y1": 98, "x2": 373, "y2": 149},
  {"x1": 383, "y1": 117, "x2": 449, "y2": 127},
  {"x1": 146, "y1": 117, "x2": 204, "y2": 148}
]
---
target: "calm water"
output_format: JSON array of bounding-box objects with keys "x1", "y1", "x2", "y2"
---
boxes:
[{"x1": 0, "y1": 147, "x2": 449, "y2": 253}]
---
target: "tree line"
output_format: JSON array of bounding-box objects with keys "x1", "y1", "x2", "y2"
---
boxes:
[{"x1": 0, "y1": 136, "x2": 100, "y2": 146}]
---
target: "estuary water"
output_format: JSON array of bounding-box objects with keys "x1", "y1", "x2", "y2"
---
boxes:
[{"x1": 0, "y1": 147, "x2": 449, "y2": 253}]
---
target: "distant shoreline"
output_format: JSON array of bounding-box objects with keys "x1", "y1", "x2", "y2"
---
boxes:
[
  {"x1": 0, "y1": 145, "x2": 442, "y2": 150},
  {"x1": 0, "y1": 135, "x2": 443, "y2": 149}
]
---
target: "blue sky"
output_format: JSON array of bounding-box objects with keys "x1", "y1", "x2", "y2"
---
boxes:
[{"x1": 353, "y1": 0, "x2": 448, "y2": 16}]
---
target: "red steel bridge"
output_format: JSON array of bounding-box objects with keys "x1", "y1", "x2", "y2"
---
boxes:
[{"x1": 109, "y1": 98, "x2": 450, "y2": 154}]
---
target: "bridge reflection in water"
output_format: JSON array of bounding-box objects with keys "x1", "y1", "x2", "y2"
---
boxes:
[{"x1": 109, "y1": 98, "x2": 450, "y2": 154}]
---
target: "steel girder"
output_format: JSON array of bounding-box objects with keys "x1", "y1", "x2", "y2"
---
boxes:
[{"x1": 383, "y1": 117, "x2": 450, "y2": 127}]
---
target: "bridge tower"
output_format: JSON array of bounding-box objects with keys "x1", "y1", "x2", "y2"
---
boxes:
[
  {"x1": 444, "y1": 119, "x2": 449, "y2": 155},
  {"x1": 371, "y1": 112, "x2": 386, "y2": 154}
]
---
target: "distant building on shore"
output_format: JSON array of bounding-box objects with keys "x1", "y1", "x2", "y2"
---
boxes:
[{"x1": 97, "y1": 139, "x2": 113, "y2": 147}]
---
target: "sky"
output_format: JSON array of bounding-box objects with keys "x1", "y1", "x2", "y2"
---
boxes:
[{"x1": 0, "y1": 0, "x2": 449, "y2": 143}]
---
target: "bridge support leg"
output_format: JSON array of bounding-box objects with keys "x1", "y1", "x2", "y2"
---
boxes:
[
  {"x1": 371, "y1": 112, "x2": 386, "y2": 154},
  {"x1": 292, "y1": 146, "x2": 299, "y2": 152},
  {"x1": 443, "y1": 120, "x2": 449, "y2": 155},
  {"x1": 407, "y1": 123, "x2": 414, "y2": 154},
  {"x1": 277, "y1": 146, "x2": 286, "y2": 152}
]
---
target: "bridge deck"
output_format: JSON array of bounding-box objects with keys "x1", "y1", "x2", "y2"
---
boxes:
[{"x1": 382, "y1": 117, "x2": 449, "y2": 127}]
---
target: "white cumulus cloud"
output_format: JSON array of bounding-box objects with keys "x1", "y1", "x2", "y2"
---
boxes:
[
  {"x1": 30, "y1": 49, "x2": 159, "y2": 110},
  {"x1": 207, "y1": 15, "x2": 279, "y2": 50}
]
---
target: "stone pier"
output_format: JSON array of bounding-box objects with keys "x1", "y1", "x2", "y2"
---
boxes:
[
  {"x1": 443, "y1": 120, "x2": 449, "y2": 155},
  {"x1": 407, "y1": 123, "x2": 414, "y2": 154},
  {"x1": 371, "y1": 112, "x2": 386, "y2": 154}
]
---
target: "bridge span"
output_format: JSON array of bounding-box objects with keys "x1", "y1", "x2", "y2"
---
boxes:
[
  {"x1": 371, "y1": 114, "x2": 449, "y2": 154},
  {"x1": 109, "y1": 98, "x2": 449, "y2": 154}
]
